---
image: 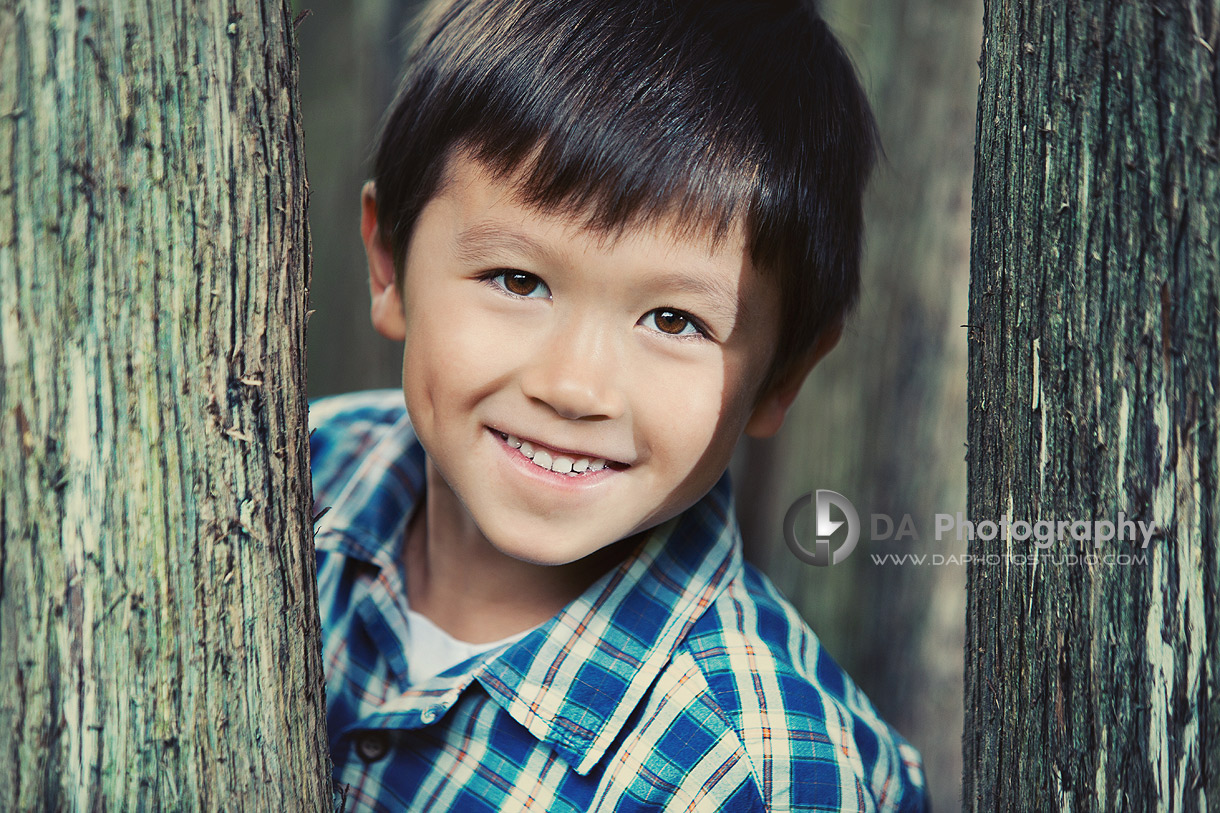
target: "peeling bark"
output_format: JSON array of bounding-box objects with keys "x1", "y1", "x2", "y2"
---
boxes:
[
  {"x1": 0, "y1": 2, "x2": 330, "y2": 809},
  {"x1": 966, "y1": 1, "x2": 1219, "y2": 810}
]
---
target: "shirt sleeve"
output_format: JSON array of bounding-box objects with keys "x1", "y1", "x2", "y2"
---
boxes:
[{"x1": 308, "y1": 389, "x2": 407, "y2": 510}]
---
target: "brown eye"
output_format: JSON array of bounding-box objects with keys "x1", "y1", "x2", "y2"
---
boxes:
[
  {"x1": 654, "y1": 310, "x2": 689, "y2": 334},
  {"x1": 492, "y1": 271, "x2": 549, "y2": 298},
  {"x1": 643, "y1": 309, "x2": 702, "y2": 337},
  {"x1": 504, "y1": 273, "x2": 536, "y2": 295}
]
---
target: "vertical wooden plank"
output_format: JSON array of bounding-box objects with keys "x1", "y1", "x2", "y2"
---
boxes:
[
  {"x1": 0, "y1": 1, "x2": 331, "y2": 808},
  {"x1": 966, "y1": 0, "x2": 1219, "y2": 809}
]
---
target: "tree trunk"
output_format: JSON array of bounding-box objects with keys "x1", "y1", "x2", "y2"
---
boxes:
[
  {"x1": 734, "y1": 1, "x2": 978, "y2": 809},
  {"x1": 0, "y1": 2, "x2": 331, "y2": 809},
  {"x1": 966, "y1": 1, "x2": 1219, "y2": 810}
]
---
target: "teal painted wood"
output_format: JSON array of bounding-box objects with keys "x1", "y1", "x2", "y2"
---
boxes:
[
  {"x1": 0, "y1": 2, "x2": 330, "y2": 809},
  {"x1": 966, "y1": 1, "x2": 1220, "y2": 810}
]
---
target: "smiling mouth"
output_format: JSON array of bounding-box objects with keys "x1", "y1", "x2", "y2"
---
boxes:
[{"x1": 493, "y1": 431, "x2": 625, "y2": 477}]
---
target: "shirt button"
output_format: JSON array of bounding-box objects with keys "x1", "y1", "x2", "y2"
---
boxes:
[
  {"x1": 421, "y1": 705, "x2": 444, "y2": 724},
  {"x1": 355, "y1": 731, "x2": 390, "y2": 763}
]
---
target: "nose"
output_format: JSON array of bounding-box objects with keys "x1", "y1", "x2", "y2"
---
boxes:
[{"x1": 518, "y1": 319, "x2": 627, "y2": 421}]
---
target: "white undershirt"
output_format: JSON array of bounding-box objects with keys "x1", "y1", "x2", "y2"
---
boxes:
[{"x1": 404, "y1": 604, "x2": 529, "y2": 686}]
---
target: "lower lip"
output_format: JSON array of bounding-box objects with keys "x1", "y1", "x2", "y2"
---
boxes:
[{"x1": 488, "y1": 429, "x2": 621, "y2": 489}]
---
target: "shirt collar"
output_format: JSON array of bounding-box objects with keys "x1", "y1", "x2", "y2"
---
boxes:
[
  {"x1": 317, "y1": 415, "x2": 742, "y2": 776},
  {"x1": 476, "y1": 479, "x2": 742, "y2": 775}
]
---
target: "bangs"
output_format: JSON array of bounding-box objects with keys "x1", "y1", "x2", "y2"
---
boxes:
[
  {"x1": 378, "y1": 0, "x2": 820, "y2": 263},
  {"x1": 450, "y1": 1, "x2": 770, "y2": 249},
  {"x1": 466, "y1": 124, "x2": 760, "y2": 252}
]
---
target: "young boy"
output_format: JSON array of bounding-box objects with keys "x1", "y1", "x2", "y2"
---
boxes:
[{"x1": 310, "y1": 0, "x2": 928, "y2": 809}]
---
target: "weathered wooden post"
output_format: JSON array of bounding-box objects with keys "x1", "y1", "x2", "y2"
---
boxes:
[
  {"x1": 0, "y1": 2, "x2": 331, "y2": 808},
  {"x1": 966, "y1": 1, "x2": 1219, "y2": 809}
]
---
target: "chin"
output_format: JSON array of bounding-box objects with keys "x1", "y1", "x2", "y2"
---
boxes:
[
  {"x1": 490, "y1": 536, "x2": 603, "y2": 567},
  {"x1": 480, "y1": 519, "x2": 621, "y2": 568}
]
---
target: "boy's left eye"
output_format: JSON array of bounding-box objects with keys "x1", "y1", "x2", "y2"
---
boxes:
[{"x1": 640, "y1": 309, "x2": 704, "y2": 338}]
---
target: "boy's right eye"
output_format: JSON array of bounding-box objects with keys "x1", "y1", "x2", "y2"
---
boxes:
[{"x1": 487, "y1": 270, "x2": 551, "y2": 299}]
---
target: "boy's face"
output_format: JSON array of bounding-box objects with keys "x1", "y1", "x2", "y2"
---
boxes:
[{"x1": 365, "y1": 154, "x2": 816, "y2": 567}]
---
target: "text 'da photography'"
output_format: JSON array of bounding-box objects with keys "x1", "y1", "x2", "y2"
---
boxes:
[{"x1": 783, "y1": 489, "x2": 1156, "y2": 569}]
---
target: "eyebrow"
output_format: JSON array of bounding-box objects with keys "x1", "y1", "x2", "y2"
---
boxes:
[
  {"x1": 452, "y1": 222, "x2": 555, "y2": 266},
  {"x1": 643, "y1": 271, "x2": 750, "y2": 330}
]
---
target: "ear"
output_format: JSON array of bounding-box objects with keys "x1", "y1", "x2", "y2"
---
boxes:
[
  {"x1": 362, "y1": 181, "x2": 407, "y2": 341},
  {"x1": 745, "y1": 321, "x2": 844, "y2": 439}
]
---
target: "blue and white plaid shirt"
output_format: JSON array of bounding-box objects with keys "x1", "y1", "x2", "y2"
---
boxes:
[{"x1": 311, "y1": 390, "x2": 927, "y2": 812}]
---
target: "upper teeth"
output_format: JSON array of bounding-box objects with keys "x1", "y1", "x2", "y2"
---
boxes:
[{"x1": 505, "y1": 434, "x2": 607, "y2": 475}]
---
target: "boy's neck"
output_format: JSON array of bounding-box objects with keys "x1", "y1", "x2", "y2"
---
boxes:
[{"x1": 403, "y1": 459, "x2": 637, "y2": 644}]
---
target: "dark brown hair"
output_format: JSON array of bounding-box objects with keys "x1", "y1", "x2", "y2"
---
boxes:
[{"x1": 373, "y1": 0, "x2": 879, "y2": 388}]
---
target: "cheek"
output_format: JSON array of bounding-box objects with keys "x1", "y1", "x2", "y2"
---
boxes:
[
  {"x1": 639, "y1": 363, "x2": 732, "y2": 463},
  {"x1": 400, "y1": 341, "x2": 432, "y2": 433},
  {"x1": 400, "y1": 297, "x2": 453, "y2": 429},
  {"x1": 402, "y1": 301, "x2": 503, "y2": 406}
]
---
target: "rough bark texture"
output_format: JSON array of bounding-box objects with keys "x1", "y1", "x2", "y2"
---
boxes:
[
  {"x1": 966, "y1": 0, "x2": 1219, "y2": 810},
  {"x1": 734, "y1": 1, "x2": 978, "y2": 808},
  {"x1": 0, "y1": 2, "x2": 330, "y2": 809}
]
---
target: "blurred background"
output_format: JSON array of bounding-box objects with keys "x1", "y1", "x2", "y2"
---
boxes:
[{"x1": 296, "y1": 1, "x2": 978, "y2": 809}]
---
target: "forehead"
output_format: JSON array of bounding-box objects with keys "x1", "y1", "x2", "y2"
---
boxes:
[{"x1": 430, "y1": 151, "x2": 757, "y2": 270}]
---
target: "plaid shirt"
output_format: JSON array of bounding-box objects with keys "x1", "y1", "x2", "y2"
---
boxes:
[{"x1": 311, "y1": 390, "x2": 928, "y2": 812}]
